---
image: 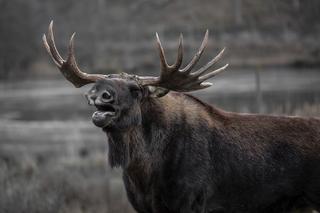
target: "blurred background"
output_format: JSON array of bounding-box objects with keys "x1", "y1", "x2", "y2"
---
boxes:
[{"x1": 1, "y1": 0, "x2": 320, "y2": 212}]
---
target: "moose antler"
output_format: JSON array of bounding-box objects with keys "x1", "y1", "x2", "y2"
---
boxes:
[
  {"x1": 43, "y1": 22, "x2": 228, "y2": 93},
  {"x1": 138, "y1": 30, "x2": 228, "y2": 92},
  {"x1": 42, "y1": 21, "x2": 106, "y2": 87}
]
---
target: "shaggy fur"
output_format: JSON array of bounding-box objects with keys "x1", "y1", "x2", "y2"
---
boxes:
[{"x1": 88, "y1": 78, "x2": 320, "y2": 213}]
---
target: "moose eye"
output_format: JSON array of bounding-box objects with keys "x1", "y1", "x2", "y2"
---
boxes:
[{"x1": 102, "y1": 91, "x2": 112, "y2": 100}]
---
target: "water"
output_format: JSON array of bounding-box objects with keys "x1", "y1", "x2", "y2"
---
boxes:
[
  {"x1": 1, "y1": 68, "x2": 320, "y2": 122},
  {"x1": 194, "y1": 67, "x2": 320, "y2": 115}
]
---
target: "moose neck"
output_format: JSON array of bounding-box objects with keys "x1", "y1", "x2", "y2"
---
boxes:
[
  {"x1": 105, "y1": 92, "x2": 226, "y2": 170},
  {"x1": 105, "y1": 127, "x2": 146, "y2": 168},
  {"x1": 104, "y1": 93, "x2": 178, "y2": 170}
]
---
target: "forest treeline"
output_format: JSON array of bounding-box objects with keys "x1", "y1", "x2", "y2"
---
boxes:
[{"x1": 0, "y1": 0, "x2": 319, "y2": 79}]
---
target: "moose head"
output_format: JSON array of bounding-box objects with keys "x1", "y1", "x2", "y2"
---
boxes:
[{"x1": 42, "y1": 21, "x2": 228, "y2": 130}]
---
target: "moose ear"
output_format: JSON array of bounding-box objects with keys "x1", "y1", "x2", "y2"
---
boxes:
[{"x1": 146, "y1": 86, "x2": 169, "y2": 98}]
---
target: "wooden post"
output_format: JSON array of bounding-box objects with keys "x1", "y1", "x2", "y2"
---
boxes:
[{"x1": 255, "y1": 68, "x2": 262, "y2": 113}]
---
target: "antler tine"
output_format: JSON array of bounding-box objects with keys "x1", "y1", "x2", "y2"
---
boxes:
[
  {"x1": 156, "y1": 33, "x2": 184, "y2": 72},
  {"x1": 46, "y1": 21, "x2": 64, "y2": 65},
  {"x1": 181, "y1": 30, "x2": 208, "y2": 73},
  {"x1": 156, "y1": 33, "x2": 169, "y2": 71},
  {"x1": 191, "y1": 47, "x2": 226, "y2": 77},
  {"x1": 66, "y1": 32, "x2": 88, "y2": 79},
  {"x1": 198, "y1": 63, "x2": 229, "y2": 82},
  {"x1": 171, "y1": 34, "x2": 183, "y2": 70},
  {"x1": 67, "y1": 33, "x2": 76, "y2": 62},
  {"x1": 138, "y1": 30, "x2": 228, "y2": 94},
  {"x1": 42, "y1": 34, "x2": 61, "y2": 67},
  {"x1": 43, "y1": 21, "x2": 106, "y2": 88}
]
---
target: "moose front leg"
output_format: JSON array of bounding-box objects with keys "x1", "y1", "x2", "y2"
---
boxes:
[
  {"x1": 151, "y1": 183, "x2": 208, "y2": 213},
  {"x1": 123, "y1": 174, "x2": 153, "y2": 213}
]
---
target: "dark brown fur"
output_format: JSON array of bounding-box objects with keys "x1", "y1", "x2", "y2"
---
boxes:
[
  {"x1": 43, "y1": 22, "x2": 320, "y2": 212},
  {"x1": 87, "y1": 79, "x2": 320, "y2": 213}
]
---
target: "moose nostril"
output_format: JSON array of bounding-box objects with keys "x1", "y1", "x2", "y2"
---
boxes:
[
  {"x1": 85, "y1": 94, "x2": 97, "y2": 105},
  {"x1": 101, "y1": 91, "x2": 112, "y2": 102}
]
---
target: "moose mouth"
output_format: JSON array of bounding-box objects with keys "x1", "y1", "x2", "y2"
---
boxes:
[{"x1": 92, "y1": 105, "x2": 117, "y2": 128}]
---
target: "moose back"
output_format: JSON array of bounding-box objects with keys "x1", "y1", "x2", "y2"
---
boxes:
[{"x1": 43, "y1": 22, "x2": 320, "y2": 213}]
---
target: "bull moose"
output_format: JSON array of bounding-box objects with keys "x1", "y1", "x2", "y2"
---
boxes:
[{"x1": 43, "y1": 21, "x2": 320, "y2": 213}]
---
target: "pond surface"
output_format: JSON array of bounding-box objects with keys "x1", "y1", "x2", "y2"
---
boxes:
[
  {"x1": 1, "y1": 67, "x2": 320, "y2": 122},
  {"x1": 196, "y1": 67, "x2": 320, "y2": 115}
]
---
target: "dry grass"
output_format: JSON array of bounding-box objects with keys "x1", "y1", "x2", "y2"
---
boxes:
[{"x1": 0, "y1": 152, "x2": 134, "y2": 213}]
